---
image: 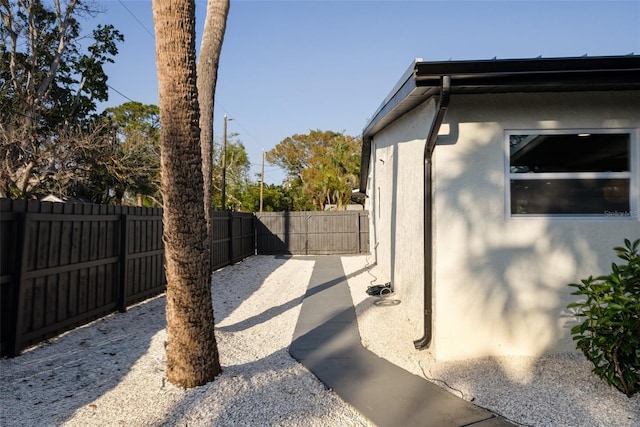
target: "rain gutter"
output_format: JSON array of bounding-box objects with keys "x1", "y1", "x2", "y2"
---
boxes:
[{"x1": 413, "y1": 75, "x2": 450, "y2": 350}]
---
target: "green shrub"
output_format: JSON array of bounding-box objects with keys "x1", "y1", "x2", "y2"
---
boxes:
[{"x1": 568, "y1": 238, "x2": 640, "y2": 397}]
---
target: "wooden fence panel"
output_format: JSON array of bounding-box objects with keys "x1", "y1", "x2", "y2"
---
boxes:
[
  {"x1": 209, "y1": 211, "x2": 255, "y2": 270},
  {"x1": 255, "y1": 210, "x2": 369, "y2": 255},
  {"x1": 121, "y1": 211, "x2": 165, "y2": 307},
  {"x1": 211, "y1": 211, "x2": 231, "y2": 271},
  {"x1": 307, "y1": 212, "x2": 359, "y2": 255},
  {"x1": 13, "y1": 211, "x2": 121, "y2": 355},
  {"x1": 254, "y1": 212, "x2": 306, "y2": 254},
  {"x1": 231, "y1": 213, "x2": 255, "y2": 262},
  {"x1": 359, "y1": 211, "x2": 370, "y2": 254},
  {"x1": 240, "y1": 214, "x2": 255, "y2": 260},
  {"x1": 0, "y1": 201, "x2": 169, "y2": 357}
]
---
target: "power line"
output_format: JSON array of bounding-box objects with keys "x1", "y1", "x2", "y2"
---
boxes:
[
  {"x1": 215, "y1": 102, "x2": 266, "y2": 151},
  {"x1": 103, "y1": 1, "x2": 155, "y2": 105},
  {"x1": 249, "y1": 161, "x2": 285, "y2": 169},
  {"x1": 118, "y1": 0, "x2": 155, "y2": 39},
  {"x1": 112, "y1": 0, "x2": 275, "y2": 168},
  {"x1": 107, "y1": 84, "x2": 135, "y2": 102}
]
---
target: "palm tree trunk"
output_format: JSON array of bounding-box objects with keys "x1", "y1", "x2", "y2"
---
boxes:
[
  {"x1": 197, "y1": 0, "x2": 230, "y2": 235},
  {"x1": 152, "y1": 0, "x2": 221, "y2": 388}
]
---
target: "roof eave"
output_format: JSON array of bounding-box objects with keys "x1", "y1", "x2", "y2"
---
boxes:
[{"x1": 358, "y1": 55, "x2": 640, "y2": 194}]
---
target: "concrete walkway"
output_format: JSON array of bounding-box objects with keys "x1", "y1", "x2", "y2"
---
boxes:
[{"x1": 289, "y1": 256, "x2": 513, "y2": 427}]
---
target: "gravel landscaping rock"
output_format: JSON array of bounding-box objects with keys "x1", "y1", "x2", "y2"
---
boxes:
[{"x1": 1, "y1": 255, "x2": 637, "y2": 426}]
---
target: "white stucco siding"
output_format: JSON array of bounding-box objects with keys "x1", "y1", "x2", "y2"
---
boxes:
[
  {"x1": 431, "y1": 90, "x2": 640, "y2": 360},
  {"x1": 368, "y1": 99, "x2": 437, "y2": 339}
]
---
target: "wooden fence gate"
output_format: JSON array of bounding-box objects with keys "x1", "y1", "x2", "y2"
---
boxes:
[{"x1": 255, "y1": 210, "x2": 369, "y2": 255}]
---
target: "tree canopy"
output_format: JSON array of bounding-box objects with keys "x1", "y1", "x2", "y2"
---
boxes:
[
  {"x1": 0, "y1": 0, "x2": 123, "y2": 199},
  {"x1": 101, "y1": 102, "x2": 161, "y2": 206},
  {"x1": 266, "y1": 130, "x2": 361, "y2": 211}
]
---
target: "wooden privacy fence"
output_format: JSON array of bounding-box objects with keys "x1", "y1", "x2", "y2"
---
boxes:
[
  {"x1": 256, "y1": 210, "x2": 369, "y2": 255},
  {"x1": 1, "y1": 201, "x2": 368, "y2": 357},
  {"x1": 211, "y1": 211, "x2": 255, "y2": 270},
  {"x1": 0, "y1": 199, "x2": 254, "y2": 357}
]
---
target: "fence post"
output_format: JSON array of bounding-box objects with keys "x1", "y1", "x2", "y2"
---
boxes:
[
  {"x1": 253, "y1": 215, "x2": 257, "y2": 255},
  {"x1": 117, "y1": 214, "x2": 128, "y2": 313}
]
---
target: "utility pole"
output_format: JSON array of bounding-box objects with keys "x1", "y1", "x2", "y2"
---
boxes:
[
  {"x1": 260, "y1": 149, "x2": 264, "y2": 212},
  {"x1": 221, "y1": 114, "x2": 228, "y2": 210}
]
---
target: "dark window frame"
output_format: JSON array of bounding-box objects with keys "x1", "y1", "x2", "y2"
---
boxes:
[{"x1": 505, "y1": 130, "x2": 638, "y2": 219}]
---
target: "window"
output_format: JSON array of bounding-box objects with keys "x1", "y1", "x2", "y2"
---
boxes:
[{"x1": 507, "y1": 131, "x2": 636, "y2": 217}]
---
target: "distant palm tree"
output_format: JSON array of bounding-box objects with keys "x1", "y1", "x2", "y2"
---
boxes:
[{"x1": 152, "y1": 0, "x2": 222, "y2": 388}]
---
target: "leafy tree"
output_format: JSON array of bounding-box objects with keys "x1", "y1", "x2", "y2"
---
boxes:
[
  {"x1": 266, "y1": 130, "x2": 361, "y2": 210},
  {"x1": 208, "y1": 134, "x2": 292, "y2": 213},
  {"x1": 0, "y1": 0, "x2": 124, "y2": 198},
  {"x1": 285, "y1": 177, "x2": 317, "y2": 211},
  {"x1": 102, "y1": 102, "x2": 161, "y2": 206},
  {"x1": 239, "y1": 182, "x2": 292, "y2": 212},
  {"x1": 212, "y1": 135, "x2": 250, "y2": 210},
  {"x1": 0, "y1": 0, "x2": 123, "y2": 197}
]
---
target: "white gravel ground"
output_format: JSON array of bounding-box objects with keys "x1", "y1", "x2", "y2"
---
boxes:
[
  {"x1": 1, "y1": 255, "x2": 638, "y2": 427},
  {"x1": 342, "y1": 255, "x2": 640, "y2": 427}
]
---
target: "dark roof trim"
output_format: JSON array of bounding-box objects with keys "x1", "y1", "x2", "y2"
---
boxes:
[{"x1": 359, "y1": 55, "x2": 640, "y2": 193}]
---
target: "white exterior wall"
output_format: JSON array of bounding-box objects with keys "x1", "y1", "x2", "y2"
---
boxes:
[
  {"x1": 368, "y1": 90, "x2": 640, "y2": 361},
  {"x1": 368, "y1": 99, "x2": 437, "y2": 340}
]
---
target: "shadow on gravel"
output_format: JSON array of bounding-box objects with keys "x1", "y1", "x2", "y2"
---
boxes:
[
  {"x1": 432, "y1": 354, "x2": 640, "y2": 427},
  {"x1": 158, "y1": 348, "x2": 369, "y2": 427},
  {"x1": 212, "y1": 255, "x2": 289, "y2": 324},
  {"x1": 155, "y1": 256, "x2": 370, "y2": 426},
  {"x1": 0, "y1": 255, "x2": 291, "y2": 427},
  {"x1": 341, "y1": 256, "x2": 640, "y2": 427},
  {"x1": 216, "y1": 296, "x2": 302, "y2": 333},
  {"x1": 0, "y1": 295, "x2": 167, "y2": 427}
]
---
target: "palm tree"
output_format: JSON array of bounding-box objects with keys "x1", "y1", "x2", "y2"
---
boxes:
[
  {"x1": 197, "y1": 0, "x2": 230, "y2": 233},
  {"x1": 152, "y1": 0, "x2": 222, "y2": 388}
]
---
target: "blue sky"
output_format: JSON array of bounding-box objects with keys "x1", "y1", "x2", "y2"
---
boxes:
[{"x1": 90, "y1": 1, "x2": 640, "y2": 184}]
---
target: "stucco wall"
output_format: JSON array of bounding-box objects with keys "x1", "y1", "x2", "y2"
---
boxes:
[
  {"x1": 368, "y1": 90, "x2": 640, "y2": 361},
  {"x1": 367, "y1": 99, "x2": 437, "y2": 341}
]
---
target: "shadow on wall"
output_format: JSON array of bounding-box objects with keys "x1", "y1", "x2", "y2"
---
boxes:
[
  {"x1": 372, "y1": 110, "x2": 430, "y2": 317},
  {"x1": 433, "y1": 118, "x2": 631, "y2": 357}
]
